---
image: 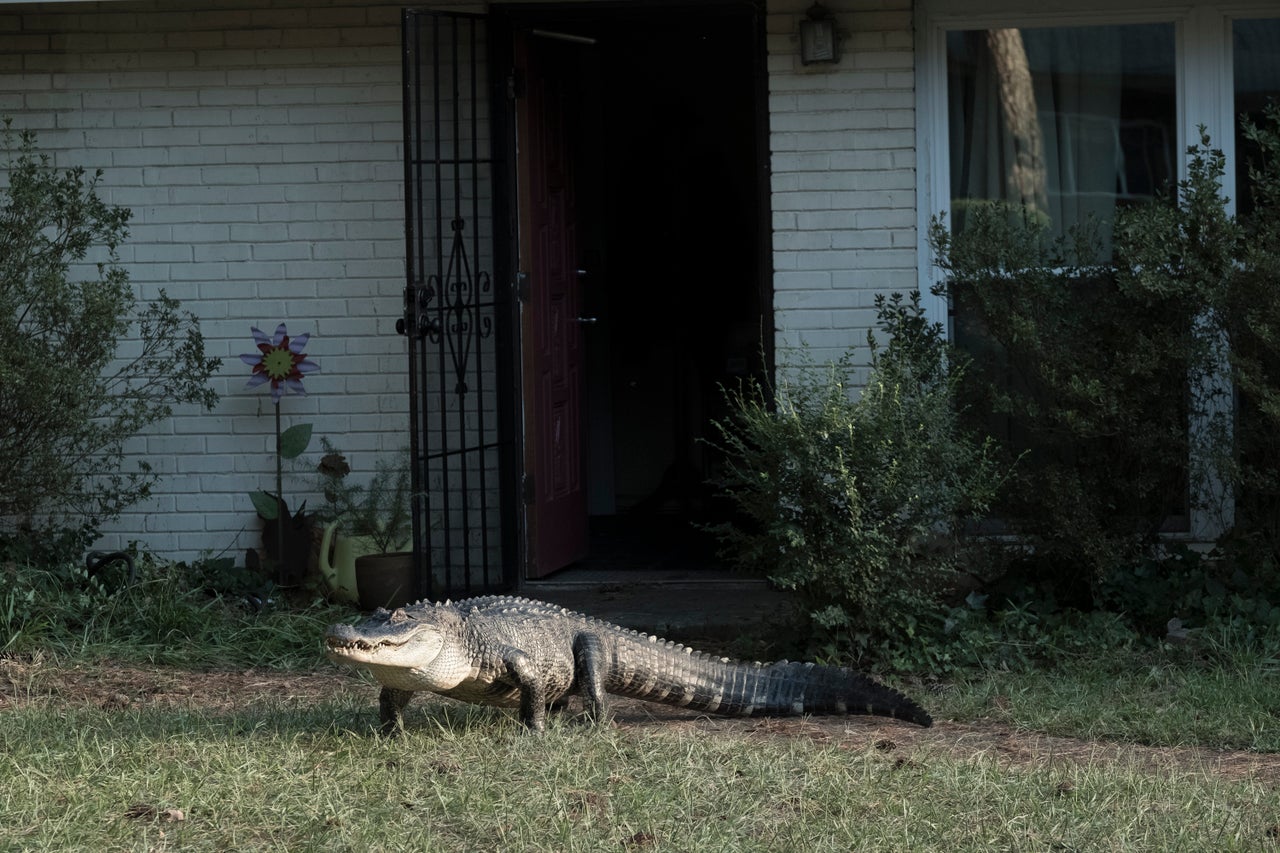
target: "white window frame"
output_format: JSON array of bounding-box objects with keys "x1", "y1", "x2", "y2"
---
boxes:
[
  {"x1": 916, "y1": 0, "x2": 1280, "y2": 320},
  {"x1": 914, "y1": 0, "x2": 1280, "y2": 539}
]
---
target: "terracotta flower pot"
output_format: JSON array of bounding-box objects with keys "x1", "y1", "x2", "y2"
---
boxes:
[{"x1": 355, "y1": 551, "x2": 416, "y2": 610}]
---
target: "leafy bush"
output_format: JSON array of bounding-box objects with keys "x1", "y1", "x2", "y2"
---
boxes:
[
  {"x1": 928, "y1": 121, "x2": 1280, "y2": 598},
  {"x1": 931, "y1": 594, "x2": 1140, "y2": 674},
  {"x1": 0, "y1": 121, "x2": 220, "y2": 528},
  {"x1": 708, "y1": 291, "x2": 1006, "y2": 663},
  {"x1": 1223, "y1": 103, "x2": 1280, "y2": 558},
  {"x1": 931, "y1": 214, "x2": 1211, "y2": 596}
]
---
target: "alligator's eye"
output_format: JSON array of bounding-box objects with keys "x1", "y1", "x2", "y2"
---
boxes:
[{"x1": 389, "y1": 608, "x2": 409, "y2": 624}]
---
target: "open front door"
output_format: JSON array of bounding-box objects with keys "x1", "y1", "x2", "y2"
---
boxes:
[{"x1": 515, "y1": 31, "x2": 589, "y2": 577}]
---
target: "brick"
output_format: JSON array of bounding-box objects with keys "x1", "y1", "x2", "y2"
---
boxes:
[
  {"x1": 197, "y1": 204, "x2": 261, "y2": 223},
  {"x1": 162, "y1": 146, "x2": 224, "y2": 167},
  {"x1": 170, "y1": 261, "x2": 229, "y2": 281},
  {"x1": 140, "y1": 127, "x2": 201, "y2": 148},
  {"x1": 200, "y1": 165, "x2": 260, "y2": 184},
  {"x1": 172, "y1": 223, "x2": 231, "y2": 243},
  {"x1": 114, "y1": 109, "x2": 180, "y2": 129},
  {"x1": 257, "y1": 86, "x2": 317, "y2": 105},
  {"x1": 111, "y1": 187, "x2": 171, "y2": 208},
  {"x1": 167, "y1": 31, "x2": 225, "y2": 50},
  {"x1": 230, "y1": 222, "x2": 288, "y2": 242},
  {"x1": 197, "y1": 125, "x2": 258, "y2": 146},
  {"x1": 22, "y1": 90, "x2": 82, "y2": 110},
  {"x1": 192, "y1": 242, "x2": 251, "y2": 263},
  {"x1": 253, "y1": 242, "x2": 313, "y2": 261},
  {"x1": 167, "y1": 70, "x2": 230, "y2": 89},
  {"x1": 173, "y1": 107, "x2": 232, "y2": 126},
  {"x1": 199, "y1": 87, "x2": 259, "y2": 106}
]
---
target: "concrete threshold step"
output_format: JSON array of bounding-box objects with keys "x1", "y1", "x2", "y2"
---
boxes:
[{"x1": 520, "y1": 574, "x2": 796, "y2": 646}]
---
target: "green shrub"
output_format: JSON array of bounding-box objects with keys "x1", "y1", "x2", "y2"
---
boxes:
[
  {"x1": 934, "y1": 593, "x2": 1140, "y2": 674},
  {"x1": 1097, "y1": 542, "x2": 1280, "y2": 643},
  {"x1": 0, "y1": 121, "x2": 220, "y2": 528},
  {"x1": 931, "y1": 214, "x2": 1212, "y2": 596},
  {"x1": 708, "y1": 291, "x2": 1006, "y2": 663},
  {"x1": 1225, "y1": 103, "x2": 1280, "y2": 559},
  {"x1": 928, "y1": 122, "x2": 1280, "y2": 598}
]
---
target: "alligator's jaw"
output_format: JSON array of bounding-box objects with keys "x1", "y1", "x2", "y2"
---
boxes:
[{"x1": 325, "y1": 635, "x2": 402, "y2": 667}]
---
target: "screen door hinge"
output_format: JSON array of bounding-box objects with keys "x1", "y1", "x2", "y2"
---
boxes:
[
  {"x1": 506, "y1": 68, "x2": 524, "y2": 100},
  {"x1": 521, "y1": 473, "x2": 535, "y2": 504},
  {"x1": 516, "y1": 271, "x2": 530, "y2": 303}
]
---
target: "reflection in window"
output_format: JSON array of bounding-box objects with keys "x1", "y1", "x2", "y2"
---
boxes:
[
  {"x1": 947, "y1": 24, "x2": 1176, "y2": 249},
  {"x1": 944, "y1": 24, "x2": 1186, "y2": 530},
  {"x1": 1233, "y1": 18, "x2": 1280, "y2": 216}
]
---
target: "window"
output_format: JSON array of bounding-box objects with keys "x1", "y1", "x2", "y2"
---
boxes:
[
  {"x1": 947, "y1": 23, "x2": 1175, "y2": 249},
  {"x1": 917, "y1": 2, "x2": 1280, "y2": 538},
  {"x1": 1234, "y1": 17, "x2": 1280, "y2": 216},
  {"x1": 919, "y1": 1, "x2": 1280, "y2": 299}
]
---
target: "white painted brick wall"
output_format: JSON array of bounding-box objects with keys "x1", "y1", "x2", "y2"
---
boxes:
[
  {"x1": 2, "y1": 0, "x2": 409, "y2": 561},
  {"x1": 766, "y1": 0, "x2": 917, "y2": 375}
]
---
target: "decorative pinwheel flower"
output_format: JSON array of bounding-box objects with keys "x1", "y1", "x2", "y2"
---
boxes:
[
  {"x1": 241, "y1": 323, "x2": 319, "y2": 582},
  {"x1": 240, "y1": 323, "x2": 319, "y2": 403}
]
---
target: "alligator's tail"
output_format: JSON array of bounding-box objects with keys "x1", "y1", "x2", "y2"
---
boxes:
[
  {"x1": 605, "y1": 639, "x2": 932, "y2": 727},
  {"x1": 733, "y1": 660, "x2": 934, "y2": 727}
]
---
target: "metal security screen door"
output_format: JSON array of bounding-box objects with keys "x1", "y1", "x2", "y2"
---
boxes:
[{"x1": 401, "y1": 10, "x2": 518, "y2": 598}]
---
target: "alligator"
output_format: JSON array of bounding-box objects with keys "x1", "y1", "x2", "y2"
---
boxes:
[{"x1": 324, "y1": 596, "x2": 933, "y2": 734}]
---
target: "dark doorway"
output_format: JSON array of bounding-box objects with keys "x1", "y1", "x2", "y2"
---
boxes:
[{"x1": 500, "y1": 2, "x2": 772, "y2": 579}]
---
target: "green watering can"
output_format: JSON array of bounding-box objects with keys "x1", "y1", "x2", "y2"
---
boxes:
[{"x1": 318, "y1": 520, "x2": 383, "y2": 604}]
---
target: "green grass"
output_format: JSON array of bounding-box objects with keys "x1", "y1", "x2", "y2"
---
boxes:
[
  {"x1": 4, "y1": 555, "x2": 1280, "y2": 850},
  {"x1": 1, "y1": 691, "x2": 1277, "y2": 852},
  {"x1": 1, "y1": 561, "x2": 350, "y2": 670},
  {"x1": 934, "y1": 654, "x2": 1280, "y2": 751}
]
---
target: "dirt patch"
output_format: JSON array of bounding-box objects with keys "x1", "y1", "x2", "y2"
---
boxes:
[
  {"x1": 0, "y1": 655, "x2": 352, "y2": 716},
  {"x1": 4, "y1": 656, "x2": 1278, "y2": 784},
  {"x1": 607, "y1": 699, "x2": 1280, "y2": 784}
]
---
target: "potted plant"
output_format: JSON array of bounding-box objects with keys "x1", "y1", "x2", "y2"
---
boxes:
[{"x1": 316, "y1": 439, "x2": 415, "y2": 609}]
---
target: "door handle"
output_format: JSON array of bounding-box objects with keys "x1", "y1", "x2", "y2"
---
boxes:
[{"x1": 572, "y1": 316, "x2": 598, "y2": 324}]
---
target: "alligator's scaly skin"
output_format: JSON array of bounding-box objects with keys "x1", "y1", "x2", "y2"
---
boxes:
[{"x1": 325, "y1": 595, "x2": 933, "y2": 734}]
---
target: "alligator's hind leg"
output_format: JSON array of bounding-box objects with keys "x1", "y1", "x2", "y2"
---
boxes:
[
  {"x1": 378, "y1": 686, "x2": 414, "y2": 736},
  {"x1": 572, "y1": 633, "x2": 610, "y2": 723}
]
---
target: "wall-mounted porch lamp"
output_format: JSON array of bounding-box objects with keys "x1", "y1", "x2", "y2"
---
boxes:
[{"x1": 799, "y1": 3, "x2": 840, "y2": 65}]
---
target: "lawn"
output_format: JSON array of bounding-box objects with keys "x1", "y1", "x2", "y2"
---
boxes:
[{"x1": 2, "y1": 654, "x2": 1278, "y2": 852}]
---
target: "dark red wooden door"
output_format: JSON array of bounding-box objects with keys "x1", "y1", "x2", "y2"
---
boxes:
[{"x1": 516, "y1": 33, "x2": 588, "y2": 577}]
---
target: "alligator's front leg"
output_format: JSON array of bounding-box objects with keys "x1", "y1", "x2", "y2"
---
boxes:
[
  {"x1": 379, "y1": 686, "x2": 414, "y2": 736},
  {"x1": 502, "y1": 648, "x2": 547, "y2": 732}
]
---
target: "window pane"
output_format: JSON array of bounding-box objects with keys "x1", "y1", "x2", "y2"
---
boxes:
[
  {"x1": 947, "y1": 24, "x2": 1176, "y2": 246},
  {"x1": 1233, "y1": 18, "x2": 1280, "y2": 216}
]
